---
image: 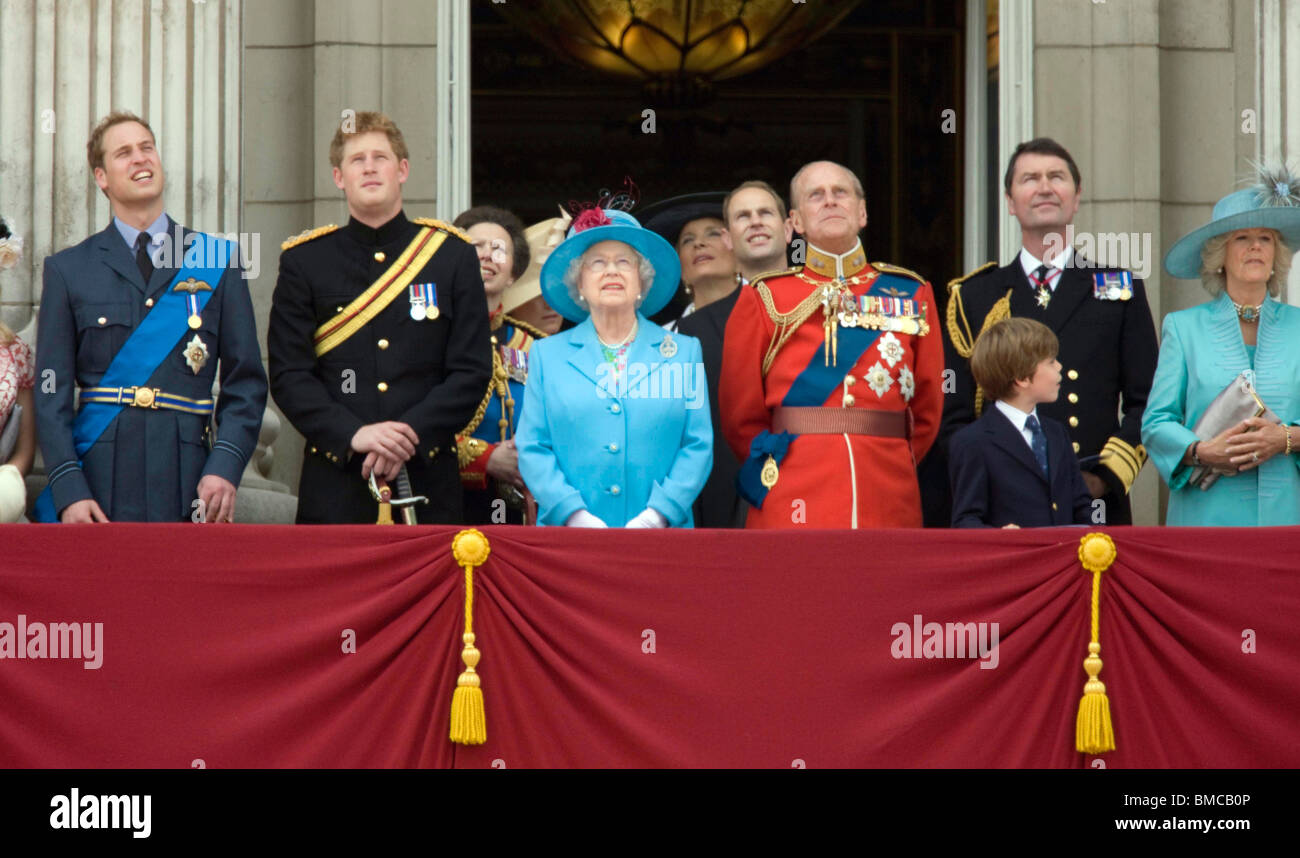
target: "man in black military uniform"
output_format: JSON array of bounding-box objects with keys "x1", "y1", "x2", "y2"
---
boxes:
[
  {"x1": 942, "y1": 138, "x2": 1158, "y2": 524},
  {"x1": 35, "y1": 111, "x2": 266, "y2": 523},
  {"x1": 268, "y1": 112, "x2": 491, "y2": 523}
]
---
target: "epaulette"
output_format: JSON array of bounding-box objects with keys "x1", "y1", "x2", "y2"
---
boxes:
[
  {"x1": 502, "y1": 313, "x2": 548, "y2": 341},
  {"x1": 281, "y1": 224, "x2": 340, "y2": 251},
  {"x1": 945, "y1": 261, "x2": 996, "y2": 294},
  {"x1": 748, "y1": 265, "x2": 801, "y2": 288},
  {"x1": 871, "y1": 261, "x2": 927, "y2": 283},
  {"x1": 412, "y1": 217, "x2": 473, "y2": 244}
]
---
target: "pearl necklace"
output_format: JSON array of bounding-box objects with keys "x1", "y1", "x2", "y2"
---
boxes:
[
  {"x1": 597, "y1": 321, "x2": 637, "y2": 349},
  {"x1": 1231, "y1": 298, "x2": 1265, "y2": 323}
]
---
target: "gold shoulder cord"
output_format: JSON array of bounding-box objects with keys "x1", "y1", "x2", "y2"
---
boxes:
[
  {"x1": 457, "y1": 348, "x2": 511, "y2": 468},
  {"x1": 412, "y1": 217, "x2": 473, "y2": 244},
  {"x1": 757, "y1": 282, "x2": 824, "y2": 376},
  {"x1": 945, "y1": 273, "x2": 1011, "y2": 416},
  {"x1": 501, "y1": 313, "x2": 547, "y2": 341}
]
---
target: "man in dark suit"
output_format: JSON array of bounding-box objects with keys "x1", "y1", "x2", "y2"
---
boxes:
[
  {"x1": 948, "y1": 318, "x2": 1091, "y2": 528},
  {"x1": 942, "y1": 138, "x2": 1158, "y2": 525},
  {"x1": 35, "y1": 112, "x2": 266, "y2": 523},
  {"x1": 671, "y1": 181, "x2": 792, "y2": 528},
  {"x1": 268, "y1": 111, "x2": 491, "y2": 524}
]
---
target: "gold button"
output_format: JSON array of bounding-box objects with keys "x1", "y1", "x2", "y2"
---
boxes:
[
  {"x1": 843, "y1": 394, "x2": 856, "y2": 407},
  {"x1": 1067, "y1": 369, "x2": 1079, "y2": 380},
  {"x1": 97, "y1": 316, "x2": 107, "y2": 325},
  {"x1": 378, "y1": 339, "x2": 389, "y2": 350},
  {"x1": 1068, "y1": 393, "x2": 1079, "y2": 404},
  {"x1": 490, "y1": 336, "x2": 498, "y2": 345},
  {"x1": 845, "y1": 376, "x2": 856, "y2": 386},
  {"x1": 311, "y1": 446, "x2": 318, "y2": 453},
  {"x1": 1052, "y1": 502, "x2": 1058, "y2": 511},
  {"x1": 336, "y1": 305, "x2": 344, "y2": 313},
  {"x1": 145, "y1": 298, "x2": 154, "y2": 307},
  {"x1": 428, "y1": 450, "x2": 436, "y2": 458},
  {"x1": 1073, "y1": 442, "x2": 1080, "y2": 453},
  {"x1": 374, "y1": 251, "x2": 386, "y2": 262},
  {"x1": 378, "y1": 382, "x2": 389, "y2": 392},
  {"x1": 1069, "y1": 416, "x2": 1079, "y2": 427}
]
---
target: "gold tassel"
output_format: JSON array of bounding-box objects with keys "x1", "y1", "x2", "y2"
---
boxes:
[
  {"x1": 1075, "y1": 533, "x2": 1117, "y2": 754},
  {"x1": 450, "y1": 528, "x2": 491, "y2": 745}
]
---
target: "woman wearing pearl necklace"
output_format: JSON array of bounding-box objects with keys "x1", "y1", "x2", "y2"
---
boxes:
[{"x1": 1143, "y1": 166, "x2": 1300, "y2": 525}]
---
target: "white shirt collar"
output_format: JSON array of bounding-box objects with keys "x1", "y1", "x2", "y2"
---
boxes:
[
  {"x1": 1019, "y1": 245, "x2": 1073, "y2": 278},
  {"x1": 994, "y1": 399, "x2": 1040, "y2": 434}
]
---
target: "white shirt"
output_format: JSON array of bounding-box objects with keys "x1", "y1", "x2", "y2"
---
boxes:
[
  {"x1": 662, "y1": 302, "x2": 695, "y2": 333},
  {"x1": 995, "y1": 399, "x2": 1044, "y2": 451},
  {"x1": 1018, "y1": 245, "x2": 1073, "y2": 293}
]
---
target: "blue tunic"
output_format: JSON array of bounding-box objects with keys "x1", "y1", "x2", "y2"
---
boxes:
[{"x1": 1141, "y1": 294, "x2": 1300, "y2": 526}]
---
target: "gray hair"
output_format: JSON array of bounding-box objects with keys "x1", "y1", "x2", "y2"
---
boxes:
[
  {"x1": 789, "y1": 160, "x2": 865, "y2": 209},
  {"x1": 562, "y1": 243, "x2": 656, "y2": 309},
  {"x1": 1199, "y1": 228, "x2": 1292, "y2": 298}
]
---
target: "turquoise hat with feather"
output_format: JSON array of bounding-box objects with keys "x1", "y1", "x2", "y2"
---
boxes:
[{"x1": 1164, "y1": 164, "x2": 1300, "y2": 279}]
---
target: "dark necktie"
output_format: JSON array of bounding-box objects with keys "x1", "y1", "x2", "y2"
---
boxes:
[
  {"x1": 135, "y1": 232, "x2": 155, "y2": 285},
  {"x1": 1025, "y1": 414, "x2": 1049, "y2": 477},
  {"x1": 1029, "y1": 264, "x2": 1053, "y2": 292}
]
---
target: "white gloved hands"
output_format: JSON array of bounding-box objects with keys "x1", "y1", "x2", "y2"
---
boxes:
[
  {"x1": 565, "y1": 509, "x2": 608, "y2": 528},
  {"x1": 0, "y1": 463, "x2": 27, "y2": 524},
  {"x1": 625, "y1": 507, "x2": 667, "y2": 528}
]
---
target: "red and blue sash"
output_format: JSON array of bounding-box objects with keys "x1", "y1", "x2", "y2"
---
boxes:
[{"x1": 737, "y1": 273, "x2": 920, "y2": 508}]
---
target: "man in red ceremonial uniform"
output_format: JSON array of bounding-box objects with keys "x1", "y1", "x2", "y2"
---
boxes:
[{"x1": 720, "y1": 161, "x2": 943, "y2": 528}]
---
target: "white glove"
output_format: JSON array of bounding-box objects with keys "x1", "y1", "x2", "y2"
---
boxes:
[
  {"x1": 625, "y1": 507, "x2": 667, "y2": 528},
  {"x1": 0, "y1": 464, "x2": 27, "y2": 524},
  {"x1": 565, "y1": 509, "x2": 608, "y2": 528}
]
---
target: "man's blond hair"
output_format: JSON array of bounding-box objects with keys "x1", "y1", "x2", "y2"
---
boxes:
[{"x1": 329, "y1": 111, "x2": 409, "y2": 168}]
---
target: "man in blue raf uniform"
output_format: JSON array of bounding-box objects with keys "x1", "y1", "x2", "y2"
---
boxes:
[
  {"x1": 941, "y1": 138, "x2": 1158, "y2": 524},
  {"x1": 35, "y1": 112, "x2": 266, "y2": 523},
  {"x1": 269, "y1": 112, "x2": 491, "y2": 524}
]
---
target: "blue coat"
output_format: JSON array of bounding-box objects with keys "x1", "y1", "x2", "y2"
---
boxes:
[
  {"x1": 36, "y1": 220, "x2": 266, "y2": 520},
  {"x1": 517, "y1": 315, "x2": 712, "y2": 527},
  {"x1": 948, "y1": 405, "x2": 1092, "y2": 527},
  {"x1": 1141, "y1": 293, "x2": 1300, "y2": 526}
]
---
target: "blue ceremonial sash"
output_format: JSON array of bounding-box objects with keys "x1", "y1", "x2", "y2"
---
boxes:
[
  {"x1": 736, "y1": 273, "x2": 919, "y2": 509},
  {"x1": 33, "y1": 234, "x2": 233, "y2": 521}
]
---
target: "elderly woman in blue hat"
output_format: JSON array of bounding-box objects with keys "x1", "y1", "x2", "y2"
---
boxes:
[
  {"x1": 516, "y1": 207, "x2": 712, "y2": 527},
  {"x1": 1142, "y1": 167, "x2": 1300, "y2": 525}
]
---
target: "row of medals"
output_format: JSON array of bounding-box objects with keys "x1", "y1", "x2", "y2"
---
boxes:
[
  {"x1": 825, "y1": 284, "x2": 928, "y2": 336},
  {"x1": 410, "y1": 294, "x2": 440, "y2": 321}
]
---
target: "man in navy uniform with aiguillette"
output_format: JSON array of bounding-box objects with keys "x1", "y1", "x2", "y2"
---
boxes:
[
  {"x1": 942, "y1": 138, "x2": 1158, "y2": 524},
  {"x1": 34, "y1": 112, "x2": 266, "y2": 523},
  {"x1": 269, "y1": 112, "x2": 491, "y2": 523}
]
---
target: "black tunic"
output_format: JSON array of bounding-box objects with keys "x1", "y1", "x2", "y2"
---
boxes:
[{"x1": 268, "y1": 212, "x2": 492, "y2": 523}]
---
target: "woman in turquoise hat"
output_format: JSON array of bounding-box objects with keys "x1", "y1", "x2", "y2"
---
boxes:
[
  {"x1": 1142, "y1": 167, "x2": 1300, "y2": 525},
  {"x1": 516, "y1": 206, "x2": 712, "y2": 527}
]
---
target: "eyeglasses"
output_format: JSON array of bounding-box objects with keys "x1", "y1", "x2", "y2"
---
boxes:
[{"x1": 584, "y1": 255, "x2": 636, "y2": 273}]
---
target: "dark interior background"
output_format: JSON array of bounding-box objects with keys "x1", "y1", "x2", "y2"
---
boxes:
[{"x1": 471, "y1": 0, "x2": 968, "y2": 288}]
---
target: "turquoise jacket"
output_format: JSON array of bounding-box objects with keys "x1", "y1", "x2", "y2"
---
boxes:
[
  {"x1": 1141, "y1": 293, "x2": 1300, "y2": 526},
  {"x1": 517, "y1": 314, "x2": 712, "y2": 527}
]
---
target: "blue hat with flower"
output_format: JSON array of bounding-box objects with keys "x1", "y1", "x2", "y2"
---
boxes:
[
  {"x1": 540, "y1": 207, "x2": 681, "y2": 322},
  {"x1": 1164, "y1": 165, "x2": 1300, "y2": 279}
]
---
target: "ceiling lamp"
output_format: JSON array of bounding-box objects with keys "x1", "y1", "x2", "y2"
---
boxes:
[{"x1": 491, "y1": 0, "x2": 862, "y2": 103}]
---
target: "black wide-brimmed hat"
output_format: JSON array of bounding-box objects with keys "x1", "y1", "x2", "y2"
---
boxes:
[{"x1": 637, "y1": 192, "x2": 728, "y2": 247}]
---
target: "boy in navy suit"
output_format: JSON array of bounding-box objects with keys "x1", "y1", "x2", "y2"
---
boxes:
[{"x1": 948, "y1": 318, "x2": 1091, "y2": 528}]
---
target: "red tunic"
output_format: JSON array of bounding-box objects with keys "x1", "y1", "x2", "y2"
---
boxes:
[{"x1": 720, "y1": 257, "x2": 943, "y2": 529}]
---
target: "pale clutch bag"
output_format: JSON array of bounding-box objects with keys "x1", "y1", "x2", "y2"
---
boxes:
[{"x1": 1189, "y1": 370, "x2": 1280, "y2": 489}]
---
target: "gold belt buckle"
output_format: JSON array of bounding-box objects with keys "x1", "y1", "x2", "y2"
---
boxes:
[{"x1": 130, "y1": 386, "x2": 159, "y2": 408}]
